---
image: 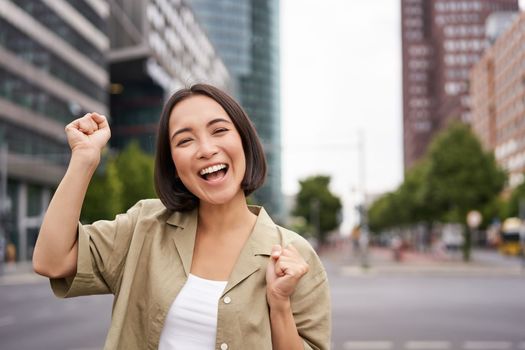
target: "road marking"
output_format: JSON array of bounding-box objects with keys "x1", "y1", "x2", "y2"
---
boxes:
[
  {"x1": 343, "y1": 341, "x2": 393, "y2": 349},
  {"x1": 463, "y1": 341, "x2": 512, "y2": 350},
  {"x1": 0, "y1": 315, "x2": 15, "y2": 327},
  {"x1": 405, "y1": 341, "x2": 451, "y2": 349}
]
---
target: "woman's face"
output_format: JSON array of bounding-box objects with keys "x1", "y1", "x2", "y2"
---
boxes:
[{"x1": 168, "y1": 95, "x2": 247, "y2": 206}]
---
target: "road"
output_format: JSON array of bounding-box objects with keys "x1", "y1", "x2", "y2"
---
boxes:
[
  {"x1": 0, "y1": 279, "x2": 111, "y2": 350},
  {"x1": 1, "y1": 248, "x2": 524, "y2": 350},
  {"x1": 325, "y1": 247, "x2": 525, "y2": 350}
]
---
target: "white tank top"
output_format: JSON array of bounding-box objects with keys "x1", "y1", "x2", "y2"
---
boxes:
[{"x1": 158, "y1": 273, "x2": 228, "y2": 350}]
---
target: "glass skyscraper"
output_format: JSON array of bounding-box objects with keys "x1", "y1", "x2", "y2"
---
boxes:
[
  {"x1": 0, "y1": 0, "x2": 110, "y2": 261},
  {"x1": 187, "y1": 0, "x2": 283, "y2": 220}
]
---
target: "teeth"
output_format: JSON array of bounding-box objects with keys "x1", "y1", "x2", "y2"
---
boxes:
[{"x1": 200, "y1": 164, "x2": 227, "y2": 176}]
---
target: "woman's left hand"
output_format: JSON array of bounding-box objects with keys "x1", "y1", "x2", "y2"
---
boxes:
[{"x1": 266, "y1": 244, "x2": 309, "y2": 308}]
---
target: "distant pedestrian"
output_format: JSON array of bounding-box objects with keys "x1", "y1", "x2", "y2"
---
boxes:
[{"x1": 32, "y1": 84, "x2": 331, "y2": 349}]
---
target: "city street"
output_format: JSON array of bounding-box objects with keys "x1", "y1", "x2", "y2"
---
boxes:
[
  {"x1": 325, "y1": 246, "x2": 525, "y2": 350},
  {"x1": 1, "y1": 248, "x2": 524, "y2": 350}
]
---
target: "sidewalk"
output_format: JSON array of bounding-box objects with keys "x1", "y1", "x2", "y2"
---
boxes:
[{"x1": 319, "y1": 242, "x2": 525, "y2": 277}]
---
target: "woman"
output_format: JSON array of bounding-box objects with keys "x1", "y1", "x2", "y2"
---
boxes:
[{"x1": 33, "y1": 84, "x2": 331, "y2": 349}]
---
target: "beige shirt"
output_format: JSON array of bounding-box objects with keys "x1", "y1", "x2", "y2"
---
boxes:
[{"x1": 50, "y1": 199, "x2": 331, "y2": 350}]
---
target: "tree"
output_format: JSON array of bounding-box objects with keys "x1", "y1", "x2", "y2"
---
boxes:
[
  {"x1": 82, "y1": 156, "x2": 123, "y2": 222},
  {"x1": 114, "y1": 141, "x2": 156, "y2": 211},
  {"x1": 368, "y1": 160, "x2": 430, "y2": 233},
  {"x1": 424, "y1": 121, "x2": 506, "y2": 260},
  {"x1": 368, "y1": 192, "x2": 397, "y2": 233},
  {"x1": 292, "y1": 175, "x2": 342, "y2": 243},
  {"x1": 82, "y1": 142, "x2": 157, "y2": 222},
  {"x1": 505, "y1": 178, "x2": 525, "y2": 219}
]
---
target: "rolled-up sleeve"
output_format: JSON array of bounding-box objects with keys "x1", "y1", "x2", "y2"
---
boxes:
[
  {"x1": 50, "y1": 202, "x2": 141, "y2": 298},
  {"x1": 290, "y1": 243, "x2": 332, "y2": 350}
]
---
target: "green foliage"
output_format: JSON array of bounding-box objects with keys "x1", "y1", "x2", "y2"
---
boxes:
[
  {"x1": 82, "y1": 156, "x2": 123, "y2": 222},
  {"x1": 82, "y1": 141, "x2": 156, "y2": 222},
  {"x1": 425, "y1": 122, "x2": 505, "y2": 223},
  {"x1": 505, "y1": 179, "x2": 525, "y2": 218},
  {"x1": 292, "y1": 175, "x2": 342, "y2": 243},
  {"x1": 288, "y1": 216, "x2": 315, "y2": 238},
  {"x1": 368, "y1": 122, "x2": 505, "y2": 235},
  {"x1": 368, "y1": 192, "x2": 398, "y2": 233},
  {"x1": 114, "y1": 141, "x2": 156, "y2": 210},
  {"x1": 368, "y1": 160, "x2": 430, "y2": 233}
]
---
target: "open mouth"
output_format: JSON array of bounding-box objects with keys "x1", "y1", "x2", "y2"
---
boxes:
[{"x1": 199, "y1": 163, "x2": 229, "y2": 181}]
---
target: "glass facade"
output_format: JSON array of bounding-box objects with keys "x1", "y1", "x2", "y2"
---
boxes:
[
  {"x1": 16, "y1": 0, "x2": 106, "y2": 66},
  {"x1": 108, "y1": 0, "x2": 231, "y2": 155},
  {"x1": 0, "y1": 120, "x2": 70, "y2": 165},
  {"x1": 0, "y1": 67, "x2": 76, "y2": 124},
  {"x1": 66, "y1": 0, "x2": 107, "y2": 33},
  {"x1": 187, "y1": 0, "x2": 283, "y2": 219},
  {"x1": 0, "y1": 18, "x2": 107, "y2": 103},
  {"x1": 0, "y1": 0, "x2": 109, "y2": 261},
  {"x1": 110, "y1": 79, "x2": 164, "y2": 154},
  {"x1": 188, "y1": 0, "x2": 252, "y2": 79}
]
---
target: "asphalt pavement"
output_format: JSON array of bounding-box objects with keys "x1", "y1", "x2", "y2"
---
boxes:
[
  {"x1": 1, "y1": 246, "x2": 524, "y2": 350},
  {"x1": 321, "y1": 243, "x2": 525, "y2": 350}
]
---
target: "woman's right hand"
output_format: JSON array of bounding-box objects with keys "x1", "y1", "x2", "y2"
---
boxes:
[{"x1": 65, "y1": 112, "x2": 111, "y2": 161}]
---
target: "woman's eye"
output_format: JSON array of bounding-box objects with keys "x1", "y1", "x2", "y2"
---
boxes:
[
  {"x1": 214, "y1": 128, "x2": 228, "y2": 134},
  {"x1": 176, "y1": 138, "x2": 192, "y2": 146}
]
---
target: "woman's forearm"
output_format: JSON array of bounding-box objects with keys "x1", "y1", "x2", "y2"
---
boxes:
[
  {"x1": 269, "y1": 299, "x2": 304, "y2": 350},
  {"x1": 33, "y1": 153, "x2": 99, "y2": 278}
]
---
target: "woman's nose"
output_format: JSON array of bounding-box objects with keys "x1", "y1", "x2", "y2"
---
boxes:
[{"x1": 197, "y1": 139, "x2": 219, "y2": 159}]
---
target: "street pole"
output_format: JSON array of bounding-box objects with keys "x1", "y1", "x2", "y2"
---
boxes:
[{"x1": 358, "y1": 130, "x2": 369, "y2": 268}]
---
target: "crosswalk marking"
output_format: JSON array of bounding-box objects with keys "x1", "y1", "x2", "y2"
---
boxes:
[
  {"x1": 463, "y1": 341, "x2": 512, "y2": 350},
  {"x1": 405, "y1": 341, "x2": 451, "y2": 349},
  {"x1": 343, "y1": 341, "x2": 393, "y2": 350},
  {"x1": 339, "y1": 341, "x2": 523, "y2": 350}
]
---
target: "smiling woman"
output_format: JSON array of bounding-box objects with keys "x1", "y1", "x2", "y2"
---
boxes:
[{"x1": 32, "y1": 84, "x2": 331, "y2": 350}]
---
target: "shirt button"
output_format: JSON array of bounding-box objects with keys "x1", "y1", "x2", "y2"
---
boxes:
[
  {"x1": 223, "y1": 296, "x2": 231, "y2": 304},
  {"x1": 220, "y1": 343, "x2": 228, "y2": 350}
]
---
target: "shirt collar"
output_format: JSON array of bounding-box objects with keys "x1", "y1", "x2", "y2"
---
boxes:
[{"x1": 167, "y1": 204, "x2": 279, "y2": 266}]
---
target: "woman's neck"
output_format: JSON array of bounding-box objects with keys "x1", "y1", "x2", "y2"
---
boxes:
[{"x1": 197, "y1": 191, "x2": 257, "y2": 234}]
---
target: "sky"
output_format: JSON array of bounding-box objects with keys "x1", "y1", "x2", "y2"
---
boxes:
[{"x1": 280, "y1": 0, "x2": 403, "y2": 232}]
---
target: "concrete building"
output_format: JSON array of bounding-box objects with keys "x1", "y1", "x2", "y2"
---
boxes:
[
  {"x1": 470, "y1": 11, "x2": 525, "y2": 188},
  {"x1": 186, "y1": 0, "x2": 283, "y2": 221},
  {"x1": 0, "y1": 0, "x2": 230, "y2": 262},
  {"x1": 0, "y1": 0, "x2": 110, "y2": 261},
  {"x1": 108, "y1": 0, "x2": 231, "y2": 153},
  {"x1": 401, "y1": 0, "x2": 519, "y2": 170}
]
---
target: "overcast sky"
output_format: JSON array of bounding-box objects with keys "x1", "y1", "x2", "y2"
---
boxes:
[
  {"x1": 280, "y1": 1, "x2": 525, "y2": 232},
  {"x1": 281, "y1": 0, "x2": 403, "y2": 231}
]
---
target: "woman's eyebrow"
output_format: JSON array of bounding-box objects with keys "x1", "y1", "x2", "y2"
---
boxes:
[
  {"x1": 207, "y1": 118, "x2": 231, "y2": 127},
  {"x1": 171, "y1": 118, "x2": 231, "y2": 140},
  {"x1": 171, "y1": 127, "x2": 192, "y2": 140}
]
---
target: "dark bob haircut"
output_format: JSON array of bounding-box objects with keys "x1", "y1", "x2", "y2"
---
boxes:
[{"x1": 154, "y1": 83, "x2": 267, "y2": 211}]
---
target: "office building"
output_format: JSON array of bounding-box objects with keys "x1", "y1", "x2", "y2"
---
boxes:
[
  {"x1": 108, "y1": 0, "x2": 231, "y2": 153},
  {"x1": 401, "y1": 0, "x2": 518, "y2": 170},
  {"x1": 0, "y1": 0, "x2": 229, "y2": 262},
  {"x1": 187, "y1": 0, "x2": 283, "y2": 220},
  {"x1": 470, "y1": 11, "x2": 525, "y2": 187},
  {"x1": 0, "y1": 0, "x2": 110, "y2": 261}
]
